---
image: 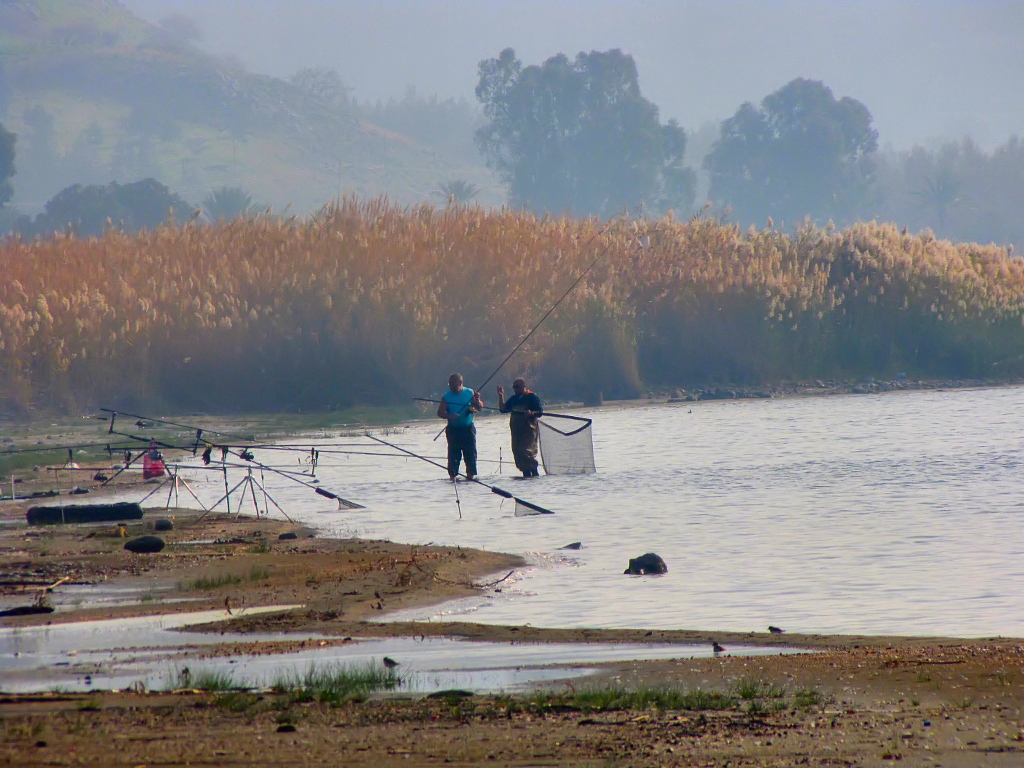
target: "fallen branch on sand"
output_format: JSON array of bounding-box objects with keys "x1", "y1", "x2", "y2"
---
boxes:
[{"x1": 432, "y1": 570, "x2": 516, "y2": 589}]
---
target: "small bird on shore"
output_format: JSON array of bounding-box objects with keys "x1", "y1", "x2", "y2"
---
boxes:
[
  {"x1": 768, "y1": 625, "x2": 785, "y2": 634},
  {"x1": 382, "y1": 657, "x2": 399, "y2": 670},
  {"x1": 712, "y1": 641, "x2": 726, "y2": 653}
]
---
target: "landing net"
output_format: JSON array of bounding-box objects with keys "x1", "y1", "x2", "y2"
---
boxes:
[
  {"x1": 514, "y1": 497, "x2": 550, "y2": 516},
  {"x1": 537, "y1": 413, "x2": 596, "y2": 475}
]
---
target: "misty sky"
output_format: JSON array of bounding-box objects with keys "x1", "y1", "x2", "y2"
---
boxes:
[{"x1": 125, "y1": 0, "x2": 1023, "y2": 151}]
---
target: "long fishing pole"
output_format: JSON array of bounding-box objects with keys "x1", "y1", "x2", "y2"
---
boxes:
[
  {"x1": 98, "y1": 407, "x2": 259, "y2": 445},
  {"x1": 414, "y1": 397, "x2": 590, "y2": 422},
  {"x1": 365, "y1": 434, "x2": 553, "y2": 515},
  {"x1": 102, "y1": 411, "x2": 365, "y2": 509},
  {"x1": 432, "y1": 223, "x2": 619, "y2": 441},
  {"x1": 0, "y1": 441, "x2": 138, "y2": 456}
]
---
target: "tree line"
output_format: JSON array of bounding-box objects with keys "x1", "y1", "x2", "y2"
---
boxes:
[
  {"x1": 2, "y1": 47, "x2": 1022, "y2": 248},
  {"x1": 473, "y1": 48, "x2": 1022, "y2": 247}
]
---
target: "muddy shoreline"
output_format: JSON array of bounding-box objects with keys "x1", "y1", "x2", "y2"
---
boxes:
[
  {"x1": 0, "y1": 508, "x2": 523, "y2": 630},
  {"x1": 3, "y1": 508, "x2": 1024, "y2": 765}
]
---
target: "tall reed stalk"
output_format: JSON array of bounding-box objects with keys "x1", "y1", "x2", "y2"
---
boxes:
[{"x1": 2, "y1": 198, "x2": 1022, "y2": 412}]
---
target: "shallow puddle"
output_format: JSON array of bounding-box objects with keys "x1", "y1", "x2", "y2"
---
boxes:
[{"x1": 0, "y1": 610, "x2": 802, "y2": 694}]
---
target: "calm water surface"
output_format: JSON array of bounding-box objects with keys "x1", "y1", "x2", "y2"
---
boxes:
[{"x1": 159, "y1": 387, "x2": 1024, "y2": 637}]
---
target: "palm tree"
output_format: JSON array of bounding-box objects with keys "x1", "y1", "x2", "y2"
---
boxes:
[
  {"x1": 202, "y1": 186, "x2": 260, "y2": 221},
  {"x1": 433, "y1": 179, "x2": 479, "y2": 205},
  {"x1": 911, "y1": 167, "x2": 961, "y2": 229}
]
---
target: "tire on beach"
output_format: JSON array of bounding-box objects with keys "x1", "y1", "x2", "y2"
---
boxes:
[{"x1": 124, "y1": 535, "x2": 165, "y2": 554}]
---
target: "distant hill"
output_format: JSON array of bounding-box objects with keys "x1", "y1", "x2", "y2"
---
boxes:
[{"x1": 0, "y1": 0, "x2": 503, "y2": 216}]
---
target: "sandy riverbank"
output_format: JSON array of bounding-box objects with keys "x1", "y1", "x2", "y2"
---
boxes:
[
  {"x1": 2, "y1": 639, "x2": 1022, "y2": 766},
  {"x1": 2, "y1": 508, "x2": 1024, "y2": 765},
  {"x1": 0, "y1": 508, "x2": 522, "y2": 628}
]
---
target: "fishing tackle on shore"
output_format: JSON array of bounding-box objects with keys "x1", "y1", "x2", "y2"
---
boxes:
[{"x1": 99, "y1": 408, "x2": 364, "y2": 510}]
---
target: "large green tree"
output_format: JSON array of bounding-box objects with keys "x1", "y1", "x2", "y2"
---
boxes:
[
  {"x1": 704, "y1": 78, "x2": 878, "y2": 227},
  {"x1": 22, "y1": 178, "x2": 192, "y2": 238},
  {"x1": 0, "y1": 122, "x2": 15, "y2": 209},
  {"x1": 475, "y1": 48, "x2": 694, "y2": 217}
]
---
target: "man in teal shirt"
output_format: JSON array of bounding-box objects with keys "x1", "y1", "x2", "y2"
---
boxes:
[{"x1": 437, "y1": 372, "x2": 484, "y2": 480}]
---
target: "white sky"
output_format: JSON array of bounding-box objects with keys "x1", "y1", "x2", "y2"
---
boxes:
[{"x1": 123, "y1": 0, "x2": 1024, "y2": 150}]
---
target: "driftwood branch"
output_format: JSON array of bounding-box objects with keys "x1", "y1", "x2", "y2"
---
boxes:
[{"x1": 433, "y1": 570, "x2": 515, "y2": 589}]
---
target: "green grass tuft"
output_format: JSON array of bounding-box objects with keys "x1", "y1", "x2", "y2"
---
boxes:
[
  {"x1": 793, "y1": 688, "x2": 823, "y2": 709},
  {"x1": 532, "y1": 685, "x2": 737, "y2": 714},
  {"x1": 214, "y1": 692, "x2": 261, "y2": 713},
  {"x1": 735, "y1": 677, "x2": 786, "y2": 700},
  {"x1": 170, "y1": 666, "x2": 244, "y2": 692},
  {"x1": 270, "y1": 662, "x2": 400, "y2": 706},
  {"x1": 178, "y1": 565, "x2": 271, "y2": 591}
]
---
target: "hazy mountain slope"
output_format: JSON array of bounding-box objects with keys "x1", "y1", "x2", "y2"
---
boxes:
[{"x1": 0, "y1": 0, "x2": 502, "y2": 215}]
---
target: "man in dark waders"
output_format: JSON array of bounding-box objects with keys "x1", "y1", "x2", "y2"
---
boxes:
[
  {"x1": 497, "y1": 377, "x2": 543, "y2": 477},
  {"x1": 437, "y1": 372, "x2": 484, "y2": 481}
]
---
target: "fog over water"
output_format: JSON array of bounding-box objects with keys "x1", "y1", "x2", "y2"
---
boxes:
[{"x1": 124, "y1": 0, "x2": 1024, "y2": 149}]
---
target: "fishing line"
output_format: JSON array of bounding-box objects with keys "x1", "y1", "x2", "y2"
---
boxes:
[
  {"x1": 102, "y1": 411, "x2": 364, "y2": 509},
  {"x1": 365, "y1": 434, "x2": 553, "y2": 515},
  {"x1": 99, "y1": 408, "x2": 260, "y2": 445},
  {"x1": 0, "y1": 441, "x2": 138, "y2": 456},
  {"x1": 414, "y1": 397, "x2": 589, "y2": 422},
  {"x1": 433, "y1": 222, "x2": 620, "y2": 441}
]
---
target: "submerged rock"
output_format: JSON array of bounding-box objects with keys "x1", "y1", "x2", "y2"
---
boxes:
[{"x1": 624, "y1": 552, "x2": 667, "y2": 575}]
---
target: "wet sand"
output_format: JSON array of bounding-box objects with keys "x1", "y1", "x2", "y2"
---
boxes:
[
  {"x1": 0, "y1": 507, "x2": 522, "y2": 628},
  {"x1": 2, "y1": 508, "x2": 1024, "y2": 765},
  {"x1": 2, "y1": 642, "x2": 1022, "y2": 766}
]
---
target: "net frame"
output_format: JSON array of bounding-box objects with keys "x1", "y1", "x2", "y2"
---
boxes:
[{"x1": 537, "y1": 412, "x2": 596, "y2": 475}]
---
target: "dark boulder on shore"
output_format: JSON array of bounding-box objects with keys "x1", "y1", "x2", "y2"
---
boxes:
[
  {"x1": 154, "y1": 519, "x2": 174, "y2": 532},
  {"x1": 124, "y1": 535, "x2": 165, "y2": 554},
  {"x1": 624, "y1": 552, "x2": 667, "y2": 575}
]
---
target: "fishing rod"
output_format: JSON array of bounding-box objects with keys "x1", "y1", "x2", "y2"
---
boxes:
[
  {"x1": 101, "y1": 410, "x2": 365, "y2": 509},
  {"x1": 432, "y1": 222, "x2": 620, "y2": 440},
  {"x1": 0, "y1": 441, "x2": 139, "y2": 456},
  {"x1": 414, "y1": 397, "x2": 591, "y2": 422},
  {"x1": 365, "y1": 434, "x2": 553, "y2": 515},
  {"x1": 98, "y1": 407, "x2": 260, "y2": 446}
]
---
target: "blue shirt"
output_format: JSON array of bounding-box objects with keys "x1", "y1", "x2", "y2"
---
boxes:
[{"x1": 443, "y1": 387, "x2": 477, "y2": 428}]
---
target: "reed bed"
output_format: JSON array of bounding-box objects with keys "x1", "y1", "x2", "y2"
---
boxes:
[{"x1": 2, "y1": 197, "x2": 1023, "y2": 411}]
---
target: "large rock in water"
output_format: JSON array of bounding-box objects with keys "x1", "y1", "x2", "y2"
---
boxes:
[
  {"x1": 624, "y1": 552, "x2": 667, "y2": 575},
  {"x1": 124, "y1": 535, "x2": 165, "y2": 554}
]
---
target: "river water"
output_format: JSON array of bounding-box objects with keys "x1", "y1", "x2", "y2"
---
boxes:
[{"x1": 154, "y1": 386, "x2": 1024, "y2": 638}]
